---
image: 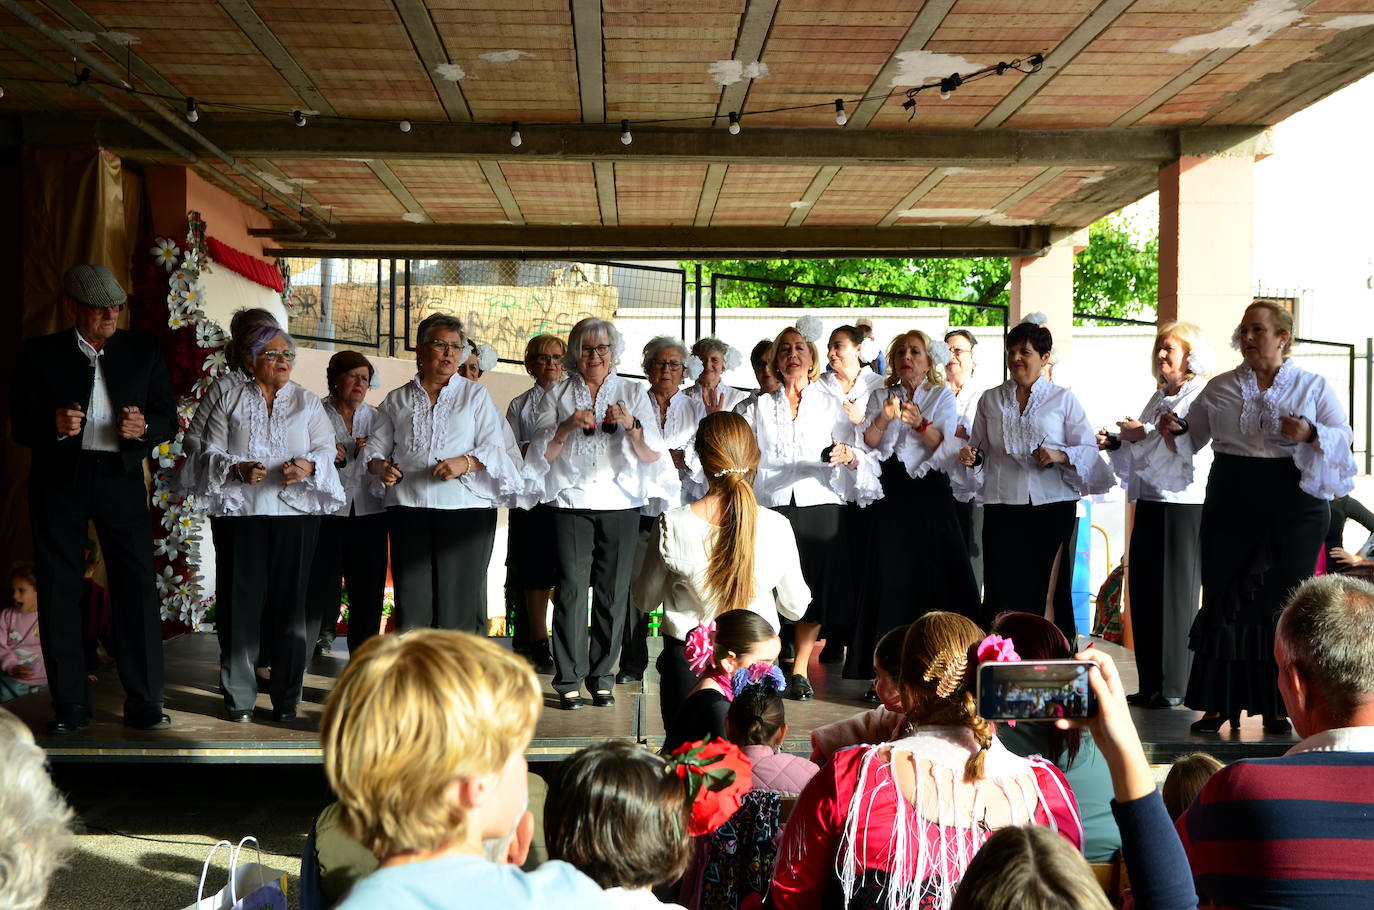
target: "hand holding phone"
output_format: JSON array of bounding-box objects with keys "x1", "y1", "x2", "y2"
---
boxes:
[{"x1": 976, "y1": 659, "x2": 1097, "y2": 722}]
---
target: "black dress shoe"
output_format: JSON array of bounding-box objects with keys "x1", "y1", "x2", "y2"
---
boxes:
[
  {"x1": 1125, "y1": 691, "x2": 1153, "y2": 707},
  {"x1": 46, "y1": 714, "x2": 90, "y2": 736},
  {"x1": 123, "y1": 713, "x2": 172, "y2": 730},
  {"x1": 786, "y1": 674, "x2": 814, "y2": 701},
  {"x1": 1190, "y1": 713, "x2": 1239, "y2": 734},
  {"x1": 593, "y1": 691, "x2": 616, "y2": 708},
  {"x1": 227, "y1": 710, "x2": 252, "y2": 724},
  {"x1": 863, "y1": 685, "x2": 880, "y2": 705},
  {"x1": 270, "y1": 707, "x2": 298, "y2": 723},
  {"x1": 1262, "y1": 715, "x2": 1292, "y2": 734},
  {"x1": 1147, "y1": 694, "x2": 1183, "y2": 709},
  {"x1": 527, "y1": 639, "x2": 555, "y2": 674},
  {"x1": 558, "y1": 693, "x2": 583, "y2": 711},
  {"x1": 614, "y1": 672, "x2": 642, "y2": 685}
]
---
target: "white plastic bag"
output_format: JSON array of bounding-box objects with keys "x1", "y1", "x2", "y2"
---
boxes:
[{"x1": 182, "y1": 837, "x2": 289, "y2": 910}]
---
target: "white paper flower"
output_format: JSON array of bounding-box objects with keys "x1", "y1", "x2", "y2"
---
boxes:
[
  {"x1": 152, "y1": 488, "x2": 174, "y2": 510},
  {"x1": 203, "y1": 350, "x2": 227, "y2": 375},
  {"x1": 1021, "y1": 312, "x2": 1049, "y2": 326},
  {"x1": 476, "y1": 343, "x2": 498, "y2": 372},
  {"x1": 684, "y1": 354, "x2": 704, "y2": 381},
  {"x1": 156, "y1": 565, "x2": 183, "y2": 596},
  {"x1": 154, "y1": 440, "x2": 183, "y2": 469},
  {"x1": 169, "y1": 268, "x2": 194, "y2": 290},
  {"x1": 151, "y1": 238, "x2": 179, "y2": 269},
  {"x1": 153, "y1": 534, "x2": 182, "y2": 559},
  {"x1": 1187, "y1": 343, "x2": 1216, "y2": 376},
  {"x1": 859, "y1": 337, "x2": 879, "y2": 363},
  {"x1": 168, "y1": 312, "x2": 188, "y2": 331},
  {"x1": 795, "y1": 314, "x2": 824, "y2": 342},
  {"x1": 1230, "y1": 326, "x2": 1243, "y2": 351},
  {"x1": 159, "y1": 598, "x2": 178, "y2": 622},
  {"x1": 926, "y1": 337, "x2": 952, "y2": 367},
  {"x1": 177, "y1": 398, "x2": 198, "y2": 423},
  {"x1": 723, "y1": 346, "x2": 743, "y2": 371},
  {"x1": 195, "y1": 322, "x2": 226, "y2": 349}
]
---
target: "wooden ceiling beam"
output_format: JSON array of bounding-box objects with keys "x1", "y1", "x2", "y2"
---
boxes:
[
  {"x1": 572, "y1": 0, "x2": 604, "y2": 123},
  {"x1": 215, "y1": 0, "x2": 336, "y2": 115},
  {"x1": 39, "y1": 0, "x2": 184, "y2": 100},
  {"x1": 786, "y1": 166, "x2": 839, "y2": 227},
  {"x1": 392, "y1": 0, "x2": 472, "y2": 123},
  {"x1": 846, "y1": 0, "x2": 957, "y2": 131},
  {"x1": 714, "y1": 0, "x2": 781, "y2": 127},
  {"x1": 256, "y1": 223, "x2": 1061, "y2": 258}
]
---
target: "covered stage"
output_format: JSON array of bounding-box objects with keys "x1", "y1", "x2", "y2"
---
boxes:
[{"x1": 9, "y1": 632, "x2": 1300, "y2": 767}]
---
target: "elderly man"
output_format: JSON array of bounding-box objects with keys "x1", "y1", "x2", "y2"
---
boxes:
[
  {"x1": 1177, "y1": 573, "x2": 1374, "y2": 907},
  {"x1": 11, "y1": 264, "x2": 175, "y2": 734}
]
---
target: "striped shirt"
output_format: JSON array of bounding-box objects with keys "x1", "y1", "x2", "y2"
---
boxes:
[{"x1": 1177, "y1": 734, "x2": 1374, "y2": 909}]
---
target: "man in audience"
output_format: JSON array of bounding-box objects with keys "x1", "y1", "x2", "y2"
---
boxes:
[
  {"x1": 1178, "y1": 574, "x2": 1374, "y2": 906},
  {"x1": 320, "y1": 629, "x2": 605, "y2": 908}
]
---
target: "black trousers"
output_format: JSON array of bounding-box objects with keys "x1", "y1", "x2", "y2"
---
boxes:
[
  {"x1": 305, "y1": 511, "x2": 389, "y2": 655},
  {"x1": 30, "y1": 451, "x2": 165, "y2": 722},
  {"x1": 656, "y1": 634, "x2": 699, "y2": 729},
  {"x1": 619, "y1": 514, "x2": 656, "y2": 678},
  {"x1": 1128, "y1": 500, "x2": 1203, "y2": 700},
  {"x1": 953, "y1": 499, "x2": 986, "y2": 593},
  {"x1": 982, "y1": 500, "x2": 1079, "y2": 645},
  {"x1": 389, "y1": 506, "x2": 497, "y2": 634},
  {"x1": 216, "y1": 515, "x2": 320, "y2": 713},
  {"x1": 550, "y1": 507, "x2": 640, "y2": 695}
]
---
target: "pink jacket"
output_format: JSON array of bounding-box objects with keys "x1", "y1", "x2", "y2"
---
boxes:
[
  {"x1": 742, "y1": 745, "x2": 819, "y2": 796},
  {"x1": 0, "y1": 608, "x2": 46, "y2": 688},
  {"x1": 808, "y1": 706, "x2": 909, "y2": 765}
]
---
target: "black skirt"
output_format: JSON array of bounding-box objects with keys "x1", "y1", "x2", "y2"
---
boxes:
[
  {"x1": 507, "y1": 503, "x2": 559, "y2": 591},
  {"x1": 774, "y1": 501, "x2": 853, "y2": 627},
  {"x1": 845, "y1": 459, "x2": 979, "y2": 678},
  {"x1": 1185, "y1": 454, "x2": 1327, "y2": 717}
]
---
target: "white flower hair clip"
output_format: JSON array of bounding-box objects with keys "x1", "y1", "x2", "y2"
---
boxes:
[
  {"x1": 1021, "y1": 312, "x2": 1049, "y2": 326},
  {"x1": 1230, "y1": 326, "x2": 1243, "y2": 351},
  {"x1": 369, "y1": 370, "x2": 381, "y2": 390},
  {"x1": 476, "y1": 343, "x2": 498, "y2": 372},
  {"x1": 795, "y1": 314, "x2": 824, "y2": 343},
  {"x1": 858, "y1": 337, "x2": 879, "y2": 363},
  {"x1": 926, "y1": 337, "x2": 952, "y2": 367},
  {"x1": 684, "y1": 354, "x2": 705, "y2": 382},
  {"x1": 723, "y1": 346, "x2": 743, "y2": 371},
  {"x1": 1186, "y1": 343, "x2": 1215, "y2": 376}
]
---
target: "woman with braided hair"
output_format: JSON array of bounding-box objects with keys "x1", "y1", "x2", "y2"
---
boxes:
[{"x1": 771, "y1": 611, "x2": 1083, "y2": 910}]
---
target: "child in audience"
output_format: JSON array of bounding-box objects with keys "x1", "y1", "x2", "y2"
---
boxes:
[
  {"x1": 1, "y1": 565, "x2": 46, "y2": 702},
  {"x1": 1161, "y1": 752, "x2": 1222, "y2": 821},
  {"x1": 663, "y1": 610, "x2": 781, "y2": 753},
  {"x1": 321, "y1": 629, "x2": 604, "y2": 909},
  {"x1": 809, "y1": 623, "x2": 910, "y2": 764},
  {"x1": 726, "y1": 676, "x2": 818, "y2": 795}
]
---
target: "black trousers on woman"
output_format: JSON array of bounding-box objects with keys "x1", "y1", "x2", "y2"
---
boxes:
[
  {"x1": 1186, "y1": 455, "x2": 1327, "y2": 718},
  {"x1": 305, "y1": 511, "x2": 389, "y2": 656},
  {"x1": 216, "y1": 515, "x2": 320, "y2": 714},
  {"x1": 389, "y1": 506, "x2": 496, "y2": 634},
  {"x1": 551, "y1": 507, "x2": 640, "y2": 696},
  {"x1": 982, "y1": 500, "x2": 1079, "y2": 645},
  {"x1": 1128, "y1": 500, "x2": 1203, "y2": 701},
  {"x1": 506, "y1": 503, "x2": 560, "y2": 648},
  {"x1": 618, "y1": 514, "x2": 657, "y2": 680},
  {"x1": 655, "y1": 634, "x2": 700, "y2": 729}
]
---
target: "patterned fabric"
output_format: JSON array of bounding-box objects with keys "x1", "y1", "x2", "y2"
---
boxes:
[
  {"x1": 698, "y1": 790, "x2": 783, "y2": 910},
  {"x1": 1092, "y1": 560, "x2": 1126, "y2": 644}
]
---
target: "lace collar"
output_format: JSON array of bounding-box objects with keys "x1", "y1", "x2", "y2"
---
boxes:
[
  {"x1": 245, "y1": 382, "x2": 290, "y2": 460},
  {"x1": 566, "y1": 372, "x2": 618, "y2": 458},
  {"x1": 1141, "y1": 375, "x2": 1205, "y2": 424},
  {"x1": 765, "y1": 384, "x2": 823, "y2": 464},
  {"x1": 407, "y1": 374, "x2": 463, "y2": 455},
  {"x1": 821, "y1": 366, "x2": 875, "y2": 402},
  {"x1": 323, "y1": 397, "x2": 373, "y2": 440},
  {"x1": 1237, "y1": 359, "x2": 1297, "y2": 437},
  {"x1": 999, "y1": 378, "x2": 1053, "y2": 456}
]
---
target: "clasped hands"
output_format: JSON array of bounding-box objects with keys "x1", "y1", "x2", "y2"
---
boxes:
[
  {"x1": 875, "y1": 396, "x2": 923, "y2": 432},
  {"x1": 55, "y1": 404, "x2": 147, "y2": 439},
  {"x1": 231, "y1": 458, "x2": 314, "y2": 486}
]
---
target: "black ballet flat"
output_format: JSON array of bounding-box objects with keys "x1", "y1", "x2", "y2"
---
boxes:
[
  {"x1": 1190, "y1": 714, "x2": 1239, "y2": 734},
  {"x1": 558, "y1": 693, "x2": 583, "y2": 711},
  {"x1": 1125, "y1": 691, "x2": 1152, "y2": 707},
  {"x1": 786, "y1": 674, "x2": 814, "y2": 701},
  {"x1": 1263, "y1": 715, "x2": 1293, "y2": 735},
  {"x1": 593, "y1": 691, "x2": 616, "y2": 708}
]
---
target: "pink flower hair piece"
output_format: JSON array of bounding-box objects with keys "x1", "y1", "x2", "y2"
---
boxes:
[
  {"x1": 685, "y1": 621, "x2": 717, "y2": 675},
  {"x1": 976, "y1": 634, "x2": 1020, "y2": 664}
]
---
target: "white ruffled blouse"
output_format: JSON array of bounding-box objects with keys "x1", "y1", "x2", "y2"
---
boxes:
[
  {"x1": 504, "y1": 382, "x2": 549, "y2": 449},
  {"x1": 859, "y1": 381, "x2": 960, "y2": 483},
  {"x1": 963, "y1": 378, "x2": 1114, "y2": 507},
  {"x1": 524, "y1": 373, "x2": 677, "y2": 510},
  {"x1": 1141, "y1": 360, "x2": 1356, "y2": 500},
  {"x1": 682, "y1": 381, "x2": 749, "y2": 414},
  {"x1": 190, "y1": 380, "x2": 345, "y2": 518},
  {"x1": 363, "y1": 375, "x2": 525, "y2": 511},
  {"x1": 645, "y1": 388, "x2": 706, "y2": 516},
  {"x1": 1106, "y1": 377, "x2": 1210, "y2": 505},
  {"x1": 817, "y1": 367, "x2": 886, "y2": 443},
  {"x1": 737, "y1": 384, "x2": 880, "y2": 508},
  {"x1": 321, "y1": 397, "x2": 386, "y2": 517}
]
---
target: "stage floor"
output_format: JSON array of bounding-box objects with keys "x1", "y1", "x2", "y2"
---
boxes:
[{"x1": 8, "y1": 633, "x2": 1301, "y2": 765}]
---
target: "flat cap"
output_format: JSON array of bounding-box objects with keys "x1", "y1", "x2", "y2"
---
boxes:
[{"x1": 64, "y1": 264, "x2": 127, "y2": 308}]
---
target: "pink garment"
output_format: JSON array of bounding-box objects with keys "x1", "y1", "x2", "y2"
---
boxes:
[
  {"x1": 0, "y1": 608, "x2": 47, "y2": 688},
  {"x1": 809, "y1": 705, "x2": 909, "y2": 765},
  {"x1": 742, "y1": 744, "x2": 819, "y2": 796}
]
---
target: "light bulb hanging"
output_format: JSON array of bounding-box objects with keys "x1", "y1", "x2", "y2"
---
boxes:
[
  {"x1": 399, "y1": 119, "x2": 412, "y2": 132},
  {"x1": 510, "y1": 121, "x2": 522, "y2": 147},
  {"x1": 727, "y1": 111, "x2": 740, "y2": 135},
  {"x1": 620, "y1": 119, "x2": 632, "y2": 145},
  {"x1": 185, "y1": 97, "x2": 198, "y2": 123},
  {"x1": 292, "y1": 109, "x2": 307, "y2": 127},
  {"x1": 833, "y1": 98, "x2": 847, "y2": 125}
]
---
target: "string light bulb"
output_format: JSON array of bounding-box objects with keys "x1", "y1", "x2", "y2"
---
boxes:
[
  {"x1": 938, "y1": 73, "x2": 962, "y2": 100},
  {"x1": 399, "y1": 119, "x2": 412, "y2": 132},
  {"x1": 185, "y1": 97, "x2": 198, "y2": 123},
  {"x1": 833, "y1": 98, "x2": 847, "y2": 126},
  {"x1": 620, "y1": 119, "x2": 632, "y2": 145},
  {"x1": 510, "y1": 121, "x2": 522, "y2": 147},
  {"x1": 292, "y1": 109, "x2": 306, "y2": 127},
  {"x1": 0, "y1": 85, "x2": 5, "y2": 99},
  {"x1": 727, "y1": 111, "x2": 740, "y2": 135}
]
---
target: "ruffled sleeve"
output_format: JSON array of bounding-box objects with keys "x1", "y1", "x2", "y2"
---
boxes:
[
  {"x1": 175, "y1": 374, "x2": 230, "y2": 500},
  {"x1": 456, "y1": 385, "x2": 528, "y2": 505},
  {"x1": 1053, "y1": 389, "x2": 1116, "y2": 496},
  {"x1": 520, "y1": 381, "x2": 569, "y2": 506},
  {"x1": 951, "y1": 389, "x2": 993, "y2": 503},
  {"x1": 898, "y1": 385, "x2": 959, "y2": 480},
  {"x1": 194, "y1": 383, "x2": 246, "y2": 515},
  {"x1": 621, "y1": 382, "x2": 681, "y2": 510},
  {"x1": 1292, "y1": 375, "x2": 1358, "y2": 499},
  {"x1": 1136, "y1": 380, "x2": 1215, "y2": 494},
  {"x1": 279, "y1": 393, "x2": 347, "y2": 515}
]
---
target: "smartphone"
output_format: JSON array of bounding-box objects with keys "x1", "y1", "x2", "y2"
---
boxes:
[{"x1": 976, "y1": 660, "x2": 1097, "y2": 722}]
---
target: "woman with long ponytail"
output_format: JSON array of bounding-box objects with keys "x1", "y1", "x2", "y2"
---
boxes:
[{"x1": 634, "y1": 411, "x2": 811, "y2": 727}]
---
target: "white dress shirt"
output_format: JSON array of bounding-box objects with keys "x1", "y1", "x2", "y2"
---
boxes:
[
  {"x1": 1106, "y1": 376, "x2": 1210, "y2": 505},
  {"x1": 195, "y1": 380, "x2": 345, "y2": 517},
  {"x1": 525, "y1": 372, "x2": 676, "y2": 511},
  {"x1": 682, "y1": 381, "x2": 748, "y2": 414},
  {"x1": 364, "y1": 375, "x2": 524, "y2": 511},
  {"x1": 964, "y1": 377, "x2": 1113, "y2": 506},
  {"x1": 816, "y1": 367, "x2": 885, "y2": 445},
  {"x1": 74, "y1": 330, "x2": 120, "y2": 452},
  {"x1": 859, "y1": 381, "x2": 960, "y2": 480},
  {"x1": 1142, "y1": 360, "x2": 1357, "y2": 501},
  {"x1": 320, "y1": 397, "x2": 385, "y2": 517},
  {"x1": 633, "y1": 504, "x2": 810, "y2": 639},
  {"x1": 736, "y1": 384, "x2": 878, "y2": 508}
]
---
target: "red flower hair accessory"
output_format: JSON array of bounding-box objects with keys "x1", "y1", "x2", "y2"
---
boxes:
[
  {"x1": 665, "y1": 737, "x2": 752, "y2": 837},
  {"x1": 976, "y1": 634, "x2": 1020, "y2": 665}
]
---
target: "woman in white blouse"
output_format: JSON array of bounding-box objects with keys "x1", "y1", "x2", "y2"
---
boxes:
[
  {"x1": 364, "y1": 313, "x2": 524, "y2": 637},
  {"x1": 304, "y1": 351, "x2": 387, "y2": 659},
  {"x1": 525, "y1": 317, "x2": 672, "y2": 710},
  {"x1": 1097, "y1": 322, "x2": 1212, "y2": 710},
  {"x1": 634, "y1": 410, "x2": 809, "y2": 726},
  {"x1": 957, "y1": 315, "x2": 1111, "y2": 646},
  {"x1": 1156, "y1": 302, "x2": 1356, "y2": 734},
  {"x1": 504, "y1": 333, "x2": 566, "y2": 673},
  {"x1": 683, "y1": 336, "x2": 748, "y2": 414},
  {"x1": 944, "y1": 328, "x2": 988, "y2": 588},
  {"x1": 852, "y1": 330, "x2": 978, "y2": 683},
  {"x1": 738, "y1": 319, "x2": 875, "y2": 701},
  {"x1": 193, "y1": 326, "x2": 344, "y2": 723}
]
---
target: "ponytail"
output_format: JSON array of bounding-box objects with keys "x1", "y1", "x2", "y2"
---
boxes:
[{"x1": 695, "y1": 411, "x2": 762, "y2": 617}]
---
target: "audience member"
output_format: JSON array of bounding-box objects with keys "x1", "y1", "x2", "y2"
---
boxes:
[
  {"x1": 1178, "y1": 574, "x2": 1374, "y2": 907},
  {"x1": 726, "y1": 678, "x2": 818, "y2": 795},
  {"x1": 809, "y1": 623, "x2": 909, "y2": 765},
  {"x1": 0, "y1": 707, "x2": 75, "y2": 910},
  {"x1": 1, "y1": 565, "x2": 46, "y2": 702},
  {"x1": 951, "y1": 826, "x2": 1110, "y2": 910},
  {"x1": 1160, "y1": 753, "x2": 1222, "y2": 821},
  {"x1": 320, "y1": 630, "x2": 604, "y2": 909},
  {"x1": 663, "y1": 610, "x2": 781, "y2": 754}
]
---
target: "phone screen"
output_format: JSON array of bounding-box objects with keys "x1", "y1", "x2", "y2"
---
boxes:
[{"x1": 977, "y1": 660, "x2": 1096, "y2": 721}]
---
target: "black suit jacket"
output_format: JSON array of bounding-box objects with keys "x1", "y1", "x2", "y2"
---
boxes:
[{"x1": 11, "y1": 328, "x2": 176, "y2": 479}]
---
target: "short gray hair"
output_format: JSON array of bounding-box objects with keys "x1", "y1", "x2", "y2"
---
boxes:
[
  {"x1": 416, "y1": 313, "x2": 465, "y2": 347},
  {"x1": 641, "y1": 335, "x2": 688, "y2": 374},
  {"x1": 0, "y1": 709, "x2": 74, "y2": 910},
  {"x1": 1278, "y1": 574, "x2": 1374, "y2": 721},
  {"x1": 691, "y1": 336, "x2": 729, "y2": 359},
  {"x1": 564, "y1": 318, "x2": 624, "y2": 372}
]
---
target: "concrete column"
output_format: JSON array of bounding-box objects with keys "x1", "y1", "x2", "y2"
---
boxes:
[
  {"x1": 1011, "y1": 236, "x2": 1076, "y2": 367},
  {"x1": 1158, "y1": 155, "x2": 1255, "y2": 365}
]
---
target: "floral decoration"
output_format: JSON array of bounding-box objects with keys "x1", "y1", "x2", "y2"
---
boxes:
[
  {"x1": 976, "y1": 634, "x2": 1020, "y2": 664},
  {"x1": 685, "y1": 620, "x2": 717, "y2": 674},
  {"x1": 665, "y1": 738, "x2": 753, "y2": 837}
]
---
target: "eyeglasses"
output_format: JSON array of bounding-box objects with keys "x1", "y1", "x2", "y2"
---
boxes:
[
  {"x1": 425, "y1": 340, "x2": 464, "y2": 355},
  {"x1": 533, "y1": 354, "x2": 562, "y2": 365},
  {"x1": 580, "y1": 344, "x2": 612, "y2": 357},
  {"x1": 258, "y1": 350, "x2": 297, "y2": 363},
  {"x1": 948, "y1": 348, "x2": 973, "y2": 358},
  {"x1": 649, "y1": 359, "x2": 683, "y2": 371}
]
